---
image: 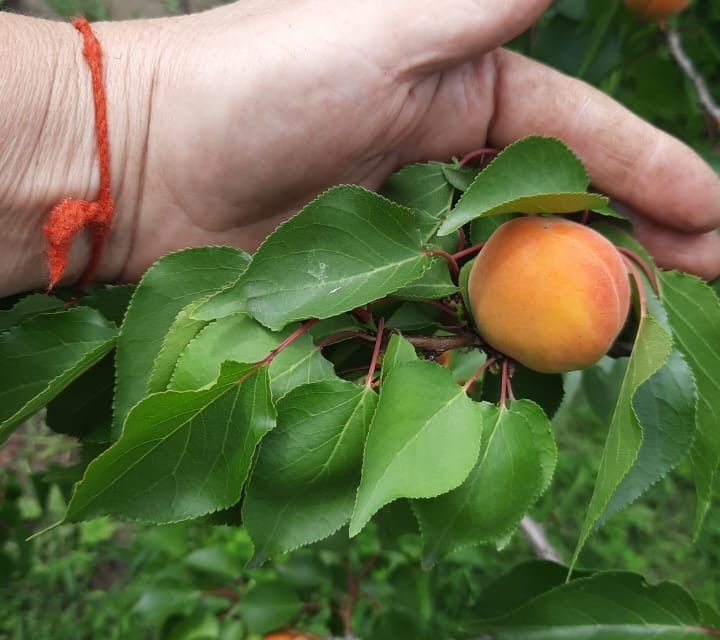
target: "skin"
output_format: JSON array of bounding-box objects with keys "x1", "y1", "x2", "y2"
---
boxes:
[
  {"x1": 468, "y1": 217, "x2": 632, "y2": 374},
  {"x1": 1, "y1": 0, "x2": 719, "y2": 298},
  {"x1": 624, "y1": 0, "x2": 692, "y2": 20}
]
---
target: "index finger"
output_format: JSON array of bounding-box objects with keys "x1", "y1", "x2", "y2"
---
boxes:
[{"x1": 488, "y1": 49, "x2": 720, "y2": 235}]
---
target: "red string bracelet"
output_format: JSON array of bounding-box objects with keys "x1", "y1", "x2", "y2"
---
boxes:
[{"x1": 44, "y1": 18, "x2": 114, "y2": 291}]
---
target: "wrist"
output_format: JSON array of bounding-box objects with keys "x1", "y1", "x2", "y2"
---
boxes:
[{"x1": 0, "y1": 14, "x2": 156, "y2": 296}]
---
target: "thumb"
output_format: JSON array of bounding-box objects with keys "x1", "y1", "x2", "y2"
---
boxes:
[{"x1": 350, "y1": 0, "x2": 552, "y2": 75}]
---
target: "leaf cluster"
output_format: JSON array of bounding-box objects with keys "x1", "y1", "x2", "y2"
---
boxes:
[{"x1": 1, "y1": 136, "x2": 719, "y2": 631}]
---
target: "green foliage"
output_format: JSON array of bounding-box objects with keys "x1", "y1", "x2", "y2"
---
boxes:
[
  {"x1": 1, "y1": 135, "x2": 716, "y2": 573},
  {"x1": 194, "y1": 186, "x2": 433, "y2": 329},
  {"x1": 66, "y1": 363, "x2": 275, "y2": 524},
  {"x1": 0, "y1": 307, "x2": 117, "y2": 444},
  {"x1": 659, "y1": 271, "x2": 720, "y2": 535},
  {"x1": 168, "y1": 314, "x2": 335, "y2": 399},
  {"x1": 350, "y1": 360, "x2": 485, "y2": 536},
  {"x1": 438, "y1": 137, "x2": 608, "y2": 235},
  {"x1": 572, "y1": 313, "x2": 674, "y2": 567},
  {"x1": 4, "y1": 1, "x2": 720, "y2": 634},
  {"x1": 112, "y1": 246, "x2": 251, "y2": 438},
  {"x1": 244, "y1": 380, "x2": 377, "y2": 562},
  {"x1": 466, "y1": 562, "x2": 718, "y2": 638},
  {"x1": 414, "y1": 400, "x2": 557, "y2": 567}
]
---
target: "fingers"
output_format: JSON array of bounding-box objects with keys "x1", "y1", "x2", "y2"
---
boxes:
[
  {"x1": 488, "y1": 49, "x2": 720, "y2": 234},
  {"x1": 334, "y1": 0, "x2": 551, "y2": 76},
  {"x1": 629, "y1": 214, "x2": 720, "y2": 281}
]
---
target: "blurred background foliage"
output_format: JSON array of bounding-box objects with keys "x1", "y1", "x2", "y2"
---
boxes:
[{"x1": 1, "y1": 0, "x2": 718, "y2": 638}]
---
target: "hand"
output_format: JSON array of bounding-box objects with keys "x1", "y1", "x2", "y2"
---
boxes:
[{"x1": 4, "y1": 0, "x2": 720, "y2": 296}]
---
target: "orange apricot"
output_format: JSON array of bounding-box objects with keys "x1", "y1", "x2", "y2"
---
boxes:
[
  {"x1": 467, "y1": 216, "x2": 631, "y2": 374},
  {"x1": 624, "y1": 0, "x2": 690, "y2": 20}
]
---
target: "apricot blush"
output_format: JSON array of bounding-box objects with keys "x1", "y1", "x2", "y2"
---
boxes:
[
  {"x1": 624, "y1": 0, "x2": 690, "y2": 21},
  {"x1": 468, "y1": 216, "x2": 631, "y2": 374}
]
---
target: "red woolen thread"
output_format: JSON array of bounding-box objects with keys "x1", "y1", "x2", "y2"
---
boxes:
[{"x1": 44, "y1": 18, "x2": 114, "y2": 291}]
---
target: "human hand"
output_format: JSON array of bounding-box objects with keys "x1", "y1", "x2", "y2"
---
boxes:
[{"x1": 5, "y1": 0, "x2": 720, "y2": 295}]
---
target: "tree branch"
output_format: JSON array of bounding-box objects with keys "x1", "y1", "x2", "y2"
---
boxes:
[
  {"x1": 520, "y1": 516, "x2": 563, "y2": 563},
  {"x1": 664, "y1": 26, "x2": 720, "y2": 126},
  {"x1": 403, "y1": 332, "x2": 482, "y2": 352}
]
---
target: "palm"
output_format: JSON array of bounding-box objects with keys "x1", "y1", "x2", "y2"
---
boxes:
[{"x1": 121, "y1": 0, "x2": 720, "y2": 281}]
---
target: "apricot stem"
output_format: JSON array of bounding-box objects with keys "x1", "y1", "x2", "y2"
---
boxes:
[
  {"x1": 580, "y1": 210, "x2": 591, "y2": 225},
  {"x1": 463, "y1": 356, "x2": 498, "y2": 393},
  {"x1": 424, "y1": 249, "x2": 460, "y2": 283},
  {"x1": 616, "y1": 247, "x2": 659, "y2": 293},
  {"x1": 452, "y1": 243, "x2": 485, "y2": 262},
  {"x1": 459, "y1": 147, "x2": 498, "y2": 168},
  {"x1": 365, "y1": 317, "x2": 385, "y2": 388},
  {"x1": 621, "y1": 255, "x2": 648, "y2": 318},
  {"x1": 499, "y1": 359, "x2": 512, "y2": 407},
  {"x1": 457, "y1": 227, "x2": 468, "y2": 251}
]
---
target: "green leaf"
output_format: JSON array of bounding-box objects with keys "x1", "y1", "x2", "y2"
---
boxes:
[
  {"x1": 438, "y1": 137, "x2": 608, "y2": 236},
  {"x1": 112, "y1": 246, "x2": 251, "y2": 438},
  {"x1": 459, "y1": 258, "x2": 475, "y2": 323},
  {"x1": 0, "y1": 307, "x2": 117, "y2": 445},
  {"x1": 571, "y1": 315, "x2": 673, "y2": 569},
  {"x1": 470, "y1": 213, "x2": 519, "y2": 244},
  {"x1": 244, "y1": 380, "x2": 378, "y2": 562},
  {"x1": 349, "y1": 360, "x2": 484, "y2": 536},
  {"x1": 46, "y1": 353, "x2": 115, "y2": 443},
  {"x1": 381, "y1": 334, "x2": 419, "y2": 383},
  {"x1": 392, "y1": 258, "x2": 458, "y2": 300},
  {"x1": 193, "y1": 187, "x2": 431, "y2": 330},
  {"x1": 146, "y1": 297, "x2": 210, "y2": 394},
  {"x1": 65, "y1": 362, "x2": 275, "y2": 523},
  {"x1": 386, "y1": 302, "x2": 445, "y2": 331},
  {"x1": 472, "y1": 560, "x2": 581, "y2": 620},
  {"x1": 591, "y1": 203, "x2": 628, "y2": 220},
  {"x1": 482, "y1": 365, "x2": 565, "y2": 419},
  {"x1": 82, "y1": 284, "x2": 136, "y2": 325},
  {"x1": 599, "y1": 349, "x2": 696, "y2": 526},
  {"x1": 0, "y1": 293, "x2": 65, "y2": 332},
  {"x1": 380, "y1": 161, "x2": 454, "y2": 217},
  {"x1": 659, "y1": 271, "x2": 720, "y2": 535},
  {"x1": 237, "y1": 582, "x2": 301, "y2": 634},
  {"x1": 169, "y1": 314, "x2": 335, "y2": 399},
  {"x1": 309, "y1": 313, "x2": 362, "y2": 342},
  {"x1": 466, "y1": 571, "x2": 714, "y2": 639},
  {"x1": 414, "y1": 400, "x2": 557, "y2": 566},
  {"x1": 442, "y1": 164, "x2": 479, "y2": 192}
]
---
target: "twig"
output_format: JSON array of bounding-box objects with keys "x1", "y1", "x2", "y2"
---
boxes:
[
  {"x1": 616, "y1": 247, "x2": 659, "y2": 293},
  {"x1": 519, "y1": 516, "x2": 563, "y2": 563},
  {"x1": 260, "y1": 319, "x2": 318, "y2": 366},
  {"x1": 459, "y1": 147, "x2": 499, "y2": 167},
  {"x1": 180, "y1": 0, "x2": 192, "y2": 14},
  {"x1": 453, "y1": 243, "x2": 485, "y2": 262},
  {"x1": 424, "y1": 249, "x2": 460, "y2": 283},
  {"x1": 622, "y1": 256, "x2": 649, "y2": 318},
  {"x1": 404, "y1": 333, "x2": 482, "y2": 352},
  {"x1": 457, "y1": 227, "x2": 468, "y2": 251},
  {"x1": 664, "y1": 26, "x2": 720, "y2": 126},
  {"x1": 316, "y1": 331, "x2": 374, "y2": 350},
  {"x1": 499, "y1": 359, "x2": 511, "y2": 407},
  {"x1": 463, "y1": 356, "x2": 498, "y2": 393}
]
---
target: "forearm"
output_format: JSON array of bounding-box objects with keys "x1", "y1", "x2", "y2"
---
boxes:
[{"x1": 0, "y1": 13, "x2": 154, "y2": 296}]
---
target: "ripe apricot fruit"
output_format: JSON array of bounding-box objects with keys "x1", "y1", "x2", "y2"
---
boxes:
[
  {"x1": 624, "y1": 0, "x2": 690, "y2": 20},
  {"x1": 468, "y1": 216, "x2": 631, "y2": 374}
]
